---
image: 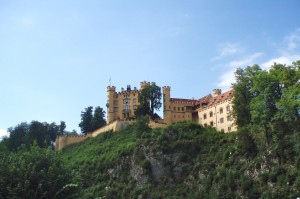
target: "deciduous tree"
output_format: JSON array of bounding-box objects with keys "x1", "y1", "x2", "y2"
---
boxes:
[{"x1": 136, "y1": 82, "x2": 162, "y2": 119}]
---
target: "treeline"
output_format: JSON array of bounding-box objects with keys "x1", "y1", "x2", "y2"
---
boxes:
[
  {"x1": 233, "y1": 60, "x2": 300, "y2": 131},
  {"x1": 1, "y1": 121, "x2": 68, "y2": 151},
  {"x1": 232, "y1": 61, "x2": 300, "y2": 163}
]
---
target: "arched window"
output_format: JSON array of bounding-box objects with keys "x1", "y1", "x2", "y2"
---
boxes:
[
  {"x1": 220, "y1": 118, "x2": 224, "y2": 123},
  {"x1": 210, "y1": 121, "x2": 214, "y2": 126},
  {"x1": 123, "y1": 98, "x2": 130, "y2": 104},
  {"x1": 219, "y1": 107, "x2": 223, "y2": 114},
  {"x1": 203, "y1": 114, "x2": 207, "y2": 119},
  {"x1": 209, "y1": 111, "x2": 213, "y2": 117},
  {"x1": 123, "y1": 105, "x2": 130, "y2": 110},
  {"x1": 226, "y1": 105, "x2": 230, "y2": 112}
]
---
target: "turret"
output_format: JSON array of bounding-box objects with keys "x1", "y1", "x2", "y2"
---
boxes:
[
  {"x1": 107, "y1": 86, "x2": 116, "y2": 123},
  {"x1": 162, "y1": 86, "x2": 172, "y2": 124},
  {"x1": 140, "y1": 81, "x2": 150, "y2": 89},
  {"x1": 213, "y1": 89, "x2": 222, "y2": 97}
]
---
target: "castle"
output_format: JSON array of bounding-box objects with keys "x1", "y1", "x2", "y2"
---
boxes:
[
  {"x1": 56, "y1": 81, "x2": 236, "y2": 151},
  {"x1": 107, "y1": 81, "x2": 236, "y2": 133}
]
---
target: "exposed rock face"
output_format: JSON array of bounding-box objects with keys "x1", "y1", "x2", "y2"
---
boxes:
[
  {"x1": 130, "y1": 158, "x2": 149, "y2": 186},
  {"x1": 107, "y1": 142, "x2": 189, "y2": 187},
  {"x1": 137, "y1": 143, "x2": 189, "y2": 184}
]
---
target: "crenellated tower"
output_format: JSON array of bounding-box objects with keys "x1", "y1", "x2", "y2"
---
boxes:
[
  {"x1": 107, "y1": 86, "x2": 116, "y2": 123},
  {"x1": 162, "y1": 86, "x2": 172, "y2": 124},
  {"x1": 140, "y1": 81, "x2": 150, "y2": 89}
]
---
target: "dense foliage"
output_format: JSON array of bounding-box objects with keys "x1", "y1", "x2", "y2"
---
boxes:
[
  {"x1": 0, "y1": 144, "x2": 79, "y2": 199},
  {"x1": 233, "y1": 61, "x2": 300, "y2": 132},
  {"x1": 3, "y1": 121, "x2": 67, "y2": 151},
  {"x1": 59, "y1": 121, "x2": 300, "y2": 198},
  {"x1": 135, "y1": 82, "x2": 162, "y2": 119},
  {"x1": 79, "y1": 106, "x2": 106, "y2": 134}
]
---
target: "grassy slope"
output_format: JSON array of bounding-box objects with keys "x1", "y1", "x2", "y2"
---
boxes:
[{"x1": 59, "y1": 122, "x2": 300, "y2": 199}]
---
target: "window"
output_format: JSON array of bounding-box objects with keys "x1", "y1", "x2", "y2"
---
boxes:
[
  {"x1": 209, "y1": 111, "x2": 213, "y2": 117},
  {"x1": 178, "y1": 107, "x2": 180, "y2": 111},
  {"x1": 123, "y1": 105, "x2": 130, "y2": 110},
  {"x1": 220, "y1": 118, "x2": 224, "y2": 123},
  {"x1": 123, "y1": 98, "x2": 130, "y2": 104},
  {"x1": 174, "y1": 115, "x2": 176, "y2": 118},
  {"x1": 204, "y1": 123, "x2": 207, "y2": 127},
  {"x1": 203, "y1": 114, "x2": 207, "y2": 119},
  {"x1": 210, "y1": 121, "x2": 214, "y2": 126},
  {"x1": 219, "y1": 107, "x2": 223, "y2": 114},
  {"x1": 226, "y1": 105, "x2": 230, "y2": 112},
  {"x1": 133, "y1": 98, "x2": 136, "y2": 103},
  {"x1": 228, "y1": 127, "x2": 231, "y2": 131},
  {"x1": 113, "y1": 107, "x2": 118, "y2": 112},
  {"x1": 186, "y1": 106, "x2": 193, "y2": 111},
  {"x1": 133, "y1": 105, "x2": 137, "y2": 110},
  {"x1": 182, "y1": 107, "x2": 184, "y2": 111},
  {"x1": 114, "y1": 100, "x2": 118, "y2": 105},
  {"x1": 174, "y1": 107, "x2": 176, "y2": 111},
  {"x1": 227, "y1": 115, "x2": 231, "y2": 121}
]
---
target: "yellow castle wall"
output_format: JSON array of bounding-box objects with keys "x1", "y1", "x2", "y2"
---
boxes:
[{"x1": 198, "y1": 99, "x2": 237, "y2": 133}]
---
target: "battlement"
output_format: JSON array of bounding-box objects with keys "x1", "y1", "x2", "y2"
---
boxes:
[
  {"x1": 140, "y1": 81, "x2": 150, "y2": 89},
  {"x1": 107, "y1": 86, "x2": 116, "y2": 91},
  {"x1": 213, "y1": 89, "x2": 222, "y2": 96},
  {"x1": 162, "y1": 86, "x2": 171, "y2": 91}
]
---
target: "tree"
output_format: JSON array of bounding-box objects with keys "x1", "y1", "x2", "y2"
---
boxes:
[
  {"x1": 136, "y1": 82, "x2": 162, "y2": 118},
  {"x1": 6, "y1": 121, "x2": 63, "y2": 151},
  {"x1": 0, "y1": 144, "x2": 79, "y2": 198},
  {"x1": 79, "y1": 106, "x2": 93, "y2": 135},
  {"x1": 7, "y1": 122, "x2": 28, "y2": 151},
  {"x1": 92, "y1": 106, "x2": 106, "y2": 130},
  {"x1": 79, "y1": 106, "x2": 106, "y2": 135},
  {"x1": 232, "y1": 61, "x2": 300, "y2": 145},
  {"x1": 232, "y1": 65, "x2": 262, "y2": 128},
  {"x1": 59, "y1": 121, "x2": 66, "y2": 135},
  {"x1": 28, "y1": 121, "x2": 50, "y2": 148}
]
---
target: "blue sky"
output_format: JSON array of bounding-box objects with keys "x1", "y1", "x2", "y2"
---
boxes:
[{"x1": 1, "y1": 0, "x2": 300, "y2": 137}]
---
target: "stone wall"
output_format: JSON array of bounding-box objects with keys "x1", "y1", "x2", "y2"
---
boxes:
[{"x1": 55, "y1": 120, "x2": 137, "y2": 151}]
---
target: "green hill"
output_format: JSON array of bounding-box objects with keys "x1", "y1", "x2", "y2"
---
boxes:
[{"x1": 59, "y1": 120, "x2": 300, "y2": 198}]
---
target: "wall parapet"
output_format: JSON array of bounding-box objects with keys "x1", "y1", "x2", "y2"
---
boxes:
[{"x1": 55, "y1": 120, "x2": 136, "y2": 151}]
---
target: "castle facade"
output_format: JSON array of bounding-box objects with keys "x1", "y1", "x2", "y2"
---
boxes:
[
  {"x1": 107, "y1": 81, "x2": 237, "y2": 133},
  {"x1": 107, "y1": 81, "x2": 150, "y2": 123}
]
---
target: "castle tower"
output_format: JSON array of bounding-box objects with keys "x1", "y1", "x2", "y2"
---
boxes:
[
  {"x1": 163, "y1": 86, "x2": 172, "y2": 124},
  {"x1": 213, "y1": 89, "x2": 222, "y2": 97},
  {"x1": 107, "y1": 86, "x2": 116, "y2": 123},
  {"x1": 140, "y1": 81, "x2": 150, "y2": 89}
]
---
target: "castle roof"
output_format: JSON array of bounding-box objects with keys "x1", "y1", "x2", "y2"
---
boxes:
[
  {"x1": 195, "y1": 94, "x2": 212, "y2": 106},
  {"x1": 205, "y1": 89, "x2": 234, "y2": 107}
]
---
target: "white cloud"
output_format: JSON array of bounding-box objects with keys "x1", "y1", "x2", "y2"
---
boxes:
[
  {"x1": 214, "y1": 28, "x2": 300, "y2": 92},
  {"x1": 227, "y1": 52, "x2": 263, "y2": 68},
  {"x1": 212, "y1": 43, "x2": 243, "y2": 61},
  {"x1": 217, "y1": 69, "x2": 236, "y2": 90},
  {"x1": 0, "y1": 129, "x2": 9, "y2": 139},
  {"x1": 215, "y1": 52, "x2": 263, "y2": 90},
  {"x1": 261, "y1": 54, "x2": 300, "y2": 69},
  {"x1": 285, "y1": 28, "x2": 300, "y2": 51}
]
